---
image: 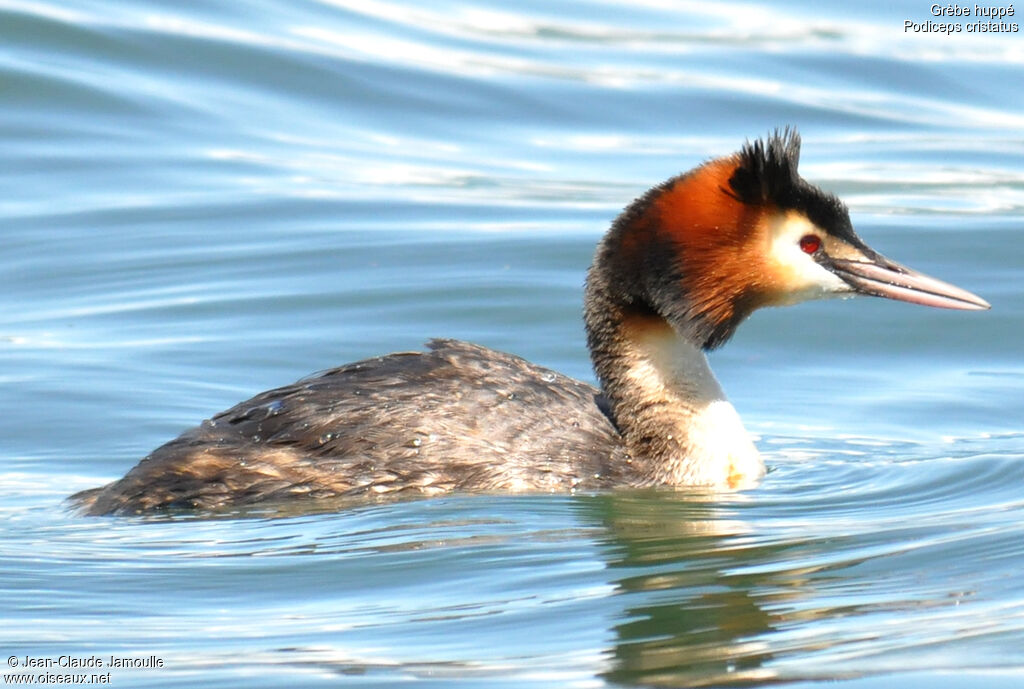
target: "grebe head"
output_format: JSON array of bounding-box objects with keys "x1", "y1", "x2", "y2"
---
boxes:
[{"x1": 590, "y1": 128, "x2": 990, "y2": 351}]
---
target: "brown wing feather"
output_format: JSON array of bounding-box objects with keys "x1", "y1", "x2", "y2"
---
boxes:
[{"x1": 74, "y1": 340, "x2": 629, "y2": 515}]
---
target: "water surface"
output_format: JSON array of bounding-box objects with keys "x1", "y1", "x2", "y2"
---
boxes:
[{"x1": 2, "y1": 1, "x2": 1023, "y2": 687}]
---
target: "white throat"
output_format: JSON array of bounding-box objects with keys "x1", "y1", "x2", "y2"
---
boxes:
[{"x1": 624, "y1": 321, "x2": 764, "y2": 488}]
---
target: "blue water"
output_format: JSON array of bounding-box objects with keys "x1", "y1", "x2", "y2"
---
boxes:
[{"x1": 2, "y1": 1, "x2": 1023, "y2": 687}]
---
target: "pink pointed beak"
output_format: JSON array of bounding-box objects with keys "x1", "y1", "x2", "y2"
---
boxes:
[{"x1": 830, "y1": 256, "x2": 990, "y2": 311}]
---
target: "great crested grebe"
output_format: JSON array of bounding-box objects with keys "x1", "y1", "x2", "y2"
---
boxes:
[{"x1": 74, "y1": 130, "x2": 989, "y2": 515}]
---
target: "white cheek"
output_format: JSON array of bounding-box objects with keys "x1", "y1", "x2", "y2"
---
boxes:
[{"x1": 768, "y1": 213, "x2": 849, "y2": 303}]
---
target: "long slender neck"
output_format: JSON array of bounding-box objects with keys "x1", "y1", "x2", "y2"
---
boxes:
[{"x1": 583, "y1": 235, "x2": 764, "y2": 488}]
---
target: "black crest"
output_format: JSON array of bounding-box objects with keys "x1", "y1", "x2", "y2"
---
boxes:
[
  {"x1": 728, "y1": 127, "x2": 857, "y2": 242},
  {"x1": 727, "y1": 127, "x2": 802, "y2": 205}
]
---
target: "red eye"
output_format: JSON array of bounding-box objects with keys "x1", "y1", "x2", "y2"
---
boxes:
[{"x1": 799, "y1": 234, "x2": 821, "y2": 254}]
